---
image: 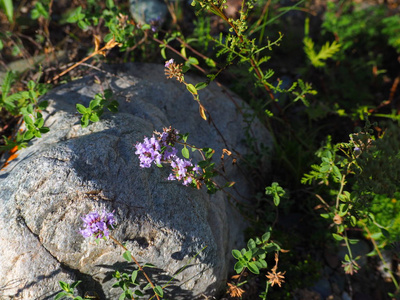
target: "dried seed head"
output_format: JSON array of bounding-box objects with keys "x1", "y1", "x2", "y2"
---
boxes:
[
  {"x1": 164, "y1": 59, "x2": 184, "y2": 83},
  {"x1": 333, "y1": 214, "x2": 343, "y2": 225}
]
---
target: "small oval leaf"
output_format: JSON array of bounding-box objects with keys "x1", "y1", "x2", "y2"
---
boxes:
[
  {"x1": 186, "y1": 83, "x2": 197, "y2": 95},
  {"x1": 182, "y1": 147, "x2": 190, "y2": 159}
]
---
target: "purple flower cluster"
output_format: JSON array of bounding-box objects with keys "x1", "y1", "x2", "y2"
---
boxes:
[
  {"x1": 135, "y1": 128, "x2": 200, "y2": 186},
  {"x1": 134, "y1": 136, "x2": 164, "y2": 168},
  {"x1": 80, "y1": 210, "x2": 116, "y2": 239},
  {"x1": 168, "y1": 158, "x2": 201, "y2": 186}
]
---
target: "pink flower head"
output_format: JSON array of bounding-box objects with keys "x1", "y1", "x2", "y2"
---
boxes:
[
  {"x1": 165, "y1": 58, "x2": 174, "y2": 68},
  {"x1": 80, "y1": 210, "x2": 116, "y2": 239}
]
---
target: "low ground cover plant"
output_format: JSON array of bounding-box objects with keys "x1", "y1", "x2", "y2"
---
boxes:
[{"x1": 1, "y1": 0, "x2": 400, "y2": 299}]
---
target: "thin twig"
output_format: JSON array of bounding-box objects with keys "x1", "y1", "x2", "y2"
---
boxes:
[{"x1": 109, "y1": 235, "x2": 161, "y2": 300}]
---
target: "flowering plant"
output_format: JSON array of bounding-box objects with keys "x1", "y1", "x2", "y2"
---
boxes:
[
  {"x1": 79, "y1": 210, "x2": 116, "y2": 239},
  {"x1": 135, "y1": 127, "x2": 235, "y2": 194},
  {"x1": 67, "y1": 210, "x2": 164, "y2": 300},
  {"x1": 135, "y1": 127, "x2": 201, "y2": 186}
]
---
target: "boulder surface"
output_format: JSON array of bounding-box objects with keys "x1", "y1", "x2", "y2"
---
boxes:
[{"x1": 0, "y1": 63, "x2": 271, "y2": 299}]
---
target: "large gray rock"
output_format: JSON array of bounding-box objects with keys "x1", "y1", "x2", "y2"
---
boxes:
[{"x1": 0, "y1": 63, "x2": 271, "y2": 299}]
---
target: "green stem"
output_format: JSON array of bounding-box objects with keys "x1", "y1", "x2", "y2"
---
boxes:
[
  {"x1": 175, "y1": 140, "x2": 206, "y2": 160},
  {"x1": 336, "y1": 174, "x2": 346, "y2": 210},
  {"x1": 343, "y1": 230, "x2": 355, "y2": 262},
  {"x1": 360, "y1": 222, "x2": 400, "y2": 291},
  {"x1": 109, "y1": 235, "x2": 161, "y2": 300}
]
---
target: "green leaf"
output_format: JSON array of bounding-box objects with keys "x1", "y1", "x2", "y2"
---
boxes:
[
  {"x1": 59, "y1": 281, "x2": 69, "y2": 291},
  {"x1": 27, "y1": 104, "x2": 34, "y2": 114},
  {"x1": 0, "y1": 0, "x2": 13, "y2": 22},
  {"x1": 143, "y1": 283, "x2": 152, "y2": 290},
  {"x1": 181, "y1": 46, "x2": 187, "y2": 58},
  {"x1": 141, "y1": 23, "x2": 151, "y2": 30},
  {"x1": 131, "y1": 270, "x2": 138, "y2": 283},
  {"x1": 187, "y1": 57, "x2": 199, "y2": 65},
  {"x1": 232, "y1": 249, "x2": 242, "y2": 259},
  {"x1": 106, "y1": 0, "x2": 114, "y2": 8},
  {"x1": 34, "y1": 130, "x2": 41, "y2": 138},
  {"x1": 303, "y1": 37, "x2": 341, "y2": 68},
  {"x1": 143, "y1": 263, "x2": 157, "y2": 268},
  {"x1": 243, "y1": 250, "x2": 252, "y2": 261},
  {"x1": 35, "y1": 117, "x2": 44, "y2": 128},
  {"x1": 27, "y1": 80, "x2": 35, "y2": 91},
  {"x1": 134, "y1": 290, "x2": 144, "y2": 296},
  {"x1": 66, "y1": 6, "x2": 84, "y2": 23},
  {"x1": 234, "y1": 261, "x2": 244, "y2": 273},
  {"x1": 31, "y1": 2, "x2": 49, "y2": 19},
  {"x1": 257, "y1": 259, "x2": 268, "y2": 268},
  {"x1": 1, "y1": 71, "x2": 15, "y2": 102},
  {"x1": 76, "y1": 104, "x2": 87, "y2": 114},
  {"x1": 370, "y1": 232, "x2": 383, "y2": 239},
  {"x1": 320, "y1": 213, "x2": 330, "y2": 219},
  {"x1": 186, "y1": 83, "x2": 198, "y2": 95},
  {"x1": 205, "y1": 58, "x2": 216, "y2": 68},
  {"x1": 107, "y1": 101, "x2": 119, "y2": 112},
  {"x1": 195, "y1": 82, "x2": 208, "y2": 90},
  {"x1": 89, "y1": 98, "x2": 101, "y2": 110},
  {"x1": 247, "y1": 261, "x2": 260, "y2": 274},
  {"x1": 247, "y1": 238, "x2": 256, "y2": 250},
  {"x1": 81, "y1": 115, "x2": 89, "y2": 128},
  {"x1": 77, "y1": 20, "x2": 89, "y2": 30},
  {"x1": 261, "y1": 232, "x2": 270, "y2": 243},
  {"x1": 332, "y1": 233, "x2": 343, "y2": 241},
  {"x1": 89, "y1": 113, "x2": 100, "y2": 122},
  {"x1": 154, "y1": 285, "x2": 164, "y2": 297},
  {"x1": 103, "y1": 89, "x2": 112, "y2": 99},
  {"x1": 273, "y1": 195, "x2": 280, "y2": 206},
  {"x1": 182, "y1": 147, "x2": 189, "y2": 159},
  {"x1": 24, "y1": 116, "x2": 34, "y2": 126},
  {"x1": 350, "y1": 215, "x2": 357, "y2": 226},
  {"x1": 38, "y1": 100, "x2": 49, "y2": 110},
  {"x1": 161, "y1": 47, "x2": 166, "y2": 60},
  {"x1": 70, "y1": 281, "x2": 81, "y2": 289},
  {"x1": 54, "y1": 292, "x2": 68, "y2": 300},
  {"x1": 181, "y1": 65, "x2": 190, "y2": 73},
  {"x1": 122, "y1": 250, "x2": 132, "y2": 262},
  {"x1": 39, "y1": 127, "x2": 50, "y2": 133}
]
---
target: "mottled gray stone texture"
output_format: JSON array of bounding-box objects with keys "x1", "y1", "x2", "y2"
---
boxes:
[{"x1": 0, "y1": 63, "x2": 271, "y2": 299}]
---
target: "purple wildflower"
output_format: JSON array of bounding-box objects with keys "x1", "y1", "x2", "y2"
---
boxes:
[
  {"x1": 163, "y1": 146, "x2": 178, "y2": 161},
  {"x1": 80, "y1": 210, "x2": 116, "y2": 239},
  {"x1": 168, "y1": 157, "x2": 200, "y2": 186},
  {"x1": 148, "y1": 16, "x2": 162, "y2": 33},
  {"x1": 135, "y1": 135, "x2": 163, "y2": 168},
  {"x1": 165, "y1": 58, "x2": 174, "y2": 68}
]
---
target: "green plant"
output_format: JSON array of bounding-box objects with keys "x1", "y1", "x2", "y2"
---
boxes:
[
  {"x1": 63, "y1": 0, "x2": 147, "y2": 52},
  {"x1": 303, "y1": 36, "x2": 341, "y2": 68},
  {"x1": 55, "y1": 281, "x2": 83, "y2": 300},
  {"x1": 232, "y1": 231, "x2": 280, "y2": 275},
  {"x1": 382, "y1": 14, "x2": 400, "y2": 53},
  {"x1": 31, "y1": 0, "x2": 50, "y2": 20},
  {"x1": 0, "y1": 71, "x2": 50, "y2": 150},
  {"x1": 302, "y1": 119, "x2": 400, "y2": 294},
  {"x1": 230, "y1": 230, "x2": 285, "y2": 299},
  {"x1": 265, "y1": 182, "x2": 286, "y2": 206},
  {"x1": 76, "y1": 89, "x2": 119, "y2": 128}
]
